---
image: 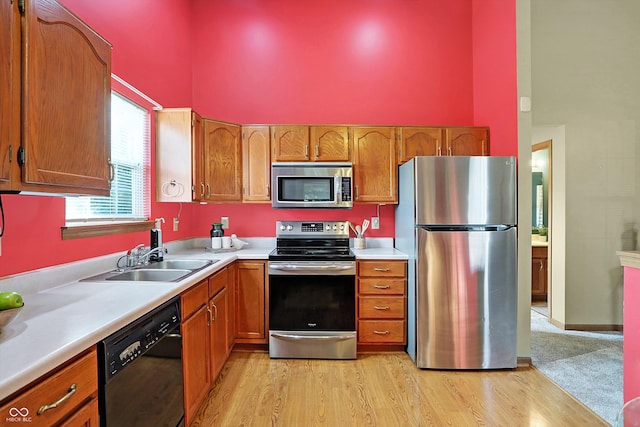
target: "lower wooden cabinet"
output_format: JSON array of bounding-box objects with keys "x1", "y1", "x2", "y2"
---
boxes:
[
  {"x1": 236, "y1": 260, "x2": 267, "y2": 343},
  {"x1": 532, "y1": 245, "x2": 548, "y2": 301},
  {"x1": 357, "y1": 260, "x2": 407, "y2": 348},
  {"x1": 0, "y1": 347, "x2": 98, "y2": 427},
  {"x1": 181, "y1": 266, "x2": 234, "y2": 425}
]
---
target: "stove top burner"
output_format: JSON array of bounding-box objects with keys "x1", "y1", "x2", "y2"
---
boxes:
[{"x1": 270, "y1": 220, "x2": 355, "y2": 262}]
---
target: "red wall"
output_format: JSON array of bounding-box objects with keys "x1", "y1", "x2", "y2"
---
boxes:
[
  {"x1": 623, "y1": 267, "x2": 640, "y2": 403},
  {"x1": 0, "y1": 0, "x2": 517, "y2": 279},
  {"x1": 472, "y1": 0, "x2": 518, "y2": 157}
]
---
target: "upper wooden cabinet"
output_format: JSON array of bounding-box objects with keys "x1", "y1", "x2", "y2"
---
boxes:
[
  {"x1": 242, "y1": 126, "x2": 271, "y2": 202},
  {"x1": 0, "y1": 0, "x2": 19, "y2": 191},
  {"x1": 351, "y1": 127, "x2": 398, "y2": 204},
  {"x1": 0, "y1": 0, "x2": 112, "y2": 195},
  {"x1": 309, "y1": 126, "x2": 350, "y2": 161},
  {"x1": 202, "y1": 120, "x2": 242, "y2": 202},
  {"x1": 397, "y1": 126, "x2": 489, "y2": 164},
  {"x1": 271, "y1": 125, "x2": 350, "y2": 162},
  {"x1": 445, "y1": 127, "x2": 489, "y2": 156},
  {"x1": 156, "y1": 108, "x2": 201, "y2": 202},
  {"x1": 156, "y1": 112, "x2": 242, "y2": 203},
  {"x1": 271, "y1": 125, "x2": 310, "y2": 161},
  {"x1": 397, "y1": 127, "x2": 444, "y2": 164}
]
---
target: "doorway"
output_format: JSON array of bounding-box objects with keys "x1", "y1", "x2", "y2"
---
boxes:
[{"x1": 531, "y1": 140, "x2": 551, "y2": 318}]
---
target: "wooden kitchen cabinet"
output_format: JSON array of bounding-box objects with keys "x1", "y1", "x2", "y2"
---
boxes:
[
  {"x1": 445, "y1": 127, "x2": 489, "y2": 156},
  {"x1": 0, "y1": 0, "x2": 111, "y2": 195},
  {"x1": 397, "y1": 127, "x2": 444, "y2": 164},
  {"x1": 532, "y1": 245, "x2": 548, "y2": 301},
  {"x1": 156, "y1": 108, "x2": 203, "y2": 202},
  {"x1": 236, "y1": 260, "x2": 268, "y2": 343},
  {"x1": 0, "y1": 0, "x2": 19, "y2": 190},
  {"x1": 357, "y1": 260, "x2": 407, "y2": 349},
  {"x1": 209, "y1": 267, "x2": 230, "y2": 380},
  {"x1": 156, "y1": 113, "x2": 242, "y2": 203},
  {"x1": 242, "y1": 125, "x2": 271, "y2": 202},
  {"x1": 181, "y1": 279, "x2": 211, "y2": 426},
  {"x1": 202, "y1": 120, "x2": 242, "y2": 202},
  {"x1": 0, "y1": 347, "x2": 99, "y2": 426},
  {"x1": 271, "y1": 125, "x2": 310, "y2": 161},
  {"x1": 351, "y1": 127, "x2": 398, "y2": 204},
  {"x1": 309, "y1": 126, "x2": 351, "y2": 161}
]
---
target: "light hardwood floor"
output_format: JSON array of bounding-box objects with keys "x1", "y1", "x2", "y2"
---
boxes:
[{"x1": 191, "y1": 351, "x2": 607, "y2": 426}]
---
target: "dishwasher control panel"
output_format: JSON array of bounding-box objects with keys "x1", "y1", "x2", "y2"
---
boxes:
[{"x1": 100, "y1": 297, "x2": 180, "y2": 381}]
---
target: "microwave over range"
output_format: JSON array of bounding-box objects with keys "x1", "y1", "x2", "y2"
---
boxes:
[{"x1": 271, "y1": 162, "x2": 353, "y2": 209}]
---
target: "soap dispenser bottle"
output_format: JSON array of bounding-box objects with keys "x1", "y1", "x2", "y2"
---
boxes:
[{"x1": 150, "y1": 217, "x2": 165, "y2": 262}]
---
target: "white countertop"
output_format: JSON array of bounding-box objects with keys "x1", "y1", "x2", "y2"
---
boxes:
[{"x1": 0, "y1": 237, "x2": 407, "y2": 401}]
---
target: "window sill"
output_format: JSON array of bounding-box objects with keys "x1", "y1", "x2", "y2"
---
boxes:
[{"x1": 61, "y1": 220, "x2": 154, "y2": 240}]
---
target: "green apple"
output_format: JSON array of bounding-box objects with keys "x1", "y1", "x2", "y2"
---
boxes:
[{"x1": 0, "y1": 292, "x2": 24, "y2": 310}]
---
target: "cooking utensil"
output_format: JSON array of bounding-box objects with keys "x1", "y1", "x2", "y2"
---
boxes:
[
  {"x1": 349, "y1": 221, "x2": 358, "y2": 236},
  {"x1": 355, "y1": 225, "x2": 362, "y2": 238},
  {"x1": 361, "y1": 219, "x2": 370, "y2": 235}
]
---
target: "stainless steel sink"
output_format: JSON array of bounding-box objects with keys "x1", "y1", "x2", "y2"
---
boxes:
[
  {"x1": 143, "y1": 259, "x2": 214, "y2": 270},
  {"x1": 81, "y1": 259, "x2": 219, "y2": 283},
  {"x1": 105, "y1": 269, "x2": 192, "y2": 282}
]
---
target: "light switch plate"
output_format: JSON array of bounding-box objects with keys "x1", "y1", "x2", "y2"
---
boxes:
[
  {"x1": 371, "y1": 217, "x2": 380, "y2": 229},
  {"x1": 221, "y1": 216, "x2": 229, "y2": 229},
  {"x1": 173, "y1": 218, "x2": 179, "y2": 232}
]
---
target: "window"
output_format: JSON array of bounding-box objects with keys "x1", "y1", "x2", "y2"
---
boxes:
[{"x1": 66, "y1": 92, "x2": 150, "y2": 223}]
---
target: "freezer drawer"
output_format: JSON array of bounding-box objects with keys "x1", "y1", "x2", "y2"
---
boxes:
[{"x1": 412, "y1": 227, "x2": 517, "y2": 369}]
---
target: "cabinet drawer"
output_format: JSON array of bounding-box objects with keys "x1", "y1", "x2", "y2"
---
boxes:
[
  {"x1": 358, "y1": 261, "x2": 406, "y2": 277},
  {"x1": 358, "y1": 320, "x2": 406, "y2": 344},
  {"x1": 209, "y1": 267, "x2": 228, "y2": 296},
  {"x1": 359, "y1": 296, "x2": 405, "y2": 319},
  {"x1": 358, "y1": 278, "x2": 405, "y2": 295},
  {"x1": 182, "y1": 279, "x2": 208, "y2": 319},
  {"x1": 0, "y1": 349, "x2": 98, "y2": 426}
]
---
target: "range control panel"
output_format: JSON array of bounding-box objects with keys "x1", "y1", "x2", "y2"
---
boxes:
[{"x1": 276, "y1": 221, "x2": 349, "y2": 238}]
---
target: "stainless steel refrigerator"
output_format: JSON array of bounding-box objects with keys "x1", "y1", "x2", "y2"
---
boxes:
[{"x1": 396, "y1": 156, "x2": 517, "y2": 369}]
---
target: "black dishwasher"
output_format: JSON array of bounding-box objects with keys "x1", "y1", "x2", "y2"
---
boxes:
[{"x1": 98, "y1": 296, "x2": 184, "y2": 427}]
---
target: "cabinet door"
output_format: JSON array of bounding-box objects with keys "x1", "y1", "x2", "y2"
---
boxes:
[
  {"x1": 397, "y1": 127, "x2": 443, "y2": 163},
  {"x1": 236, "y1": 261, "x2": 266, "y2": 343},
  {"x1": 209, "y1": 287, "x2": 228, "y2": 381},
  {"x1": 156, "y1": 109, "x2": 200, "y2": 202},
  {"x1": 202, "y1": 120, "x2": 242, "y2": 202},
  {"x1": 351, "y1": 127, "x2": 397, "y2": 203},
  {"x1": 227, "y1": 262, "x2": 238, "y2": 351},
  {"x1": 445, "y1": 127, "x2": 489, "y2": 156},
  {"x1": 0, "y1": 0, "x2": 19, "y2": 190},
  {"x1": 59, "y1": 397, "x2": 99, "y2": 427},
  {"x1": 182, "y1": 305, "x2": 211, "y2": 426},
  {"x1": 242, "y1": 126, "x2": 271, "y2": 202},
  {"x1": 531, "y1": 248, "x2": 548, "y2": 301},
  {"x1": 271, "y1": 125, "x2": 310, "y2": 161},
  {"x1": 22, "y1": 0, "x2": 111, "y2": 195},
  {"x1": 309, "y1": 126, "x2": 350, "y2": 161}
]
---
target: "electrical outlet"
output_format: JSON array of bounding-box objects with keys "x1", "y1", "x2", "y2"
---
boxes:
[
  {"x1": 371, "y1": 216, "x2": 380, "y2": 229},
  {"x1": 221, "y1": 216, "x2": 229, "y2": 229},
  {"x1": 173, "y1": 218, "x2": 179, "y2": 232}
]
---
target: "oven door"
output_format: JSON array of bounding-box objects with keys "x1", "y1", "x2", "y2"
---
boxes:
[{"x1": 268, "y1": 261, "x2": 356, "y2": 359}]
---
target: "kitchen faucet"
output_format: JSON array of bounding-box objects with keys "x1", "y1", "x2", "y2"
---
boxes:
[{"x1": 117, "y1": 244, "x2": 165, "y2": 270}]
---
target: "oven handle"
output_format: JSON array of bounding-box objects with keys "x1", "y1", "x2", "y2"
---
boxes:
[
  {"x1": 269, "y1": 264, "x2": 354, "y2": 272},
  {"x1": 271, "y1": 333, "x2": 356, "y2": 341}
]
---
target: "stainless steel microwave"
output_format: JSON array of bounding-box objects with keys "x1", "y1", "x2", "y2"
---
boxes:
[{"x1": 271, "y1": 162, "x2": 353, "y2": 209}]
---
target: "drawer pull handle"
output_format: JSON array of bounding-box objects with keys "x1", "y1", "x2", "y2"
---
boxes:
[
  {"x1": 37, "y1": 383, "x2": 77, "y2": 415},
  {"x1": 373, "y1": 330, "x2": 390, "y2": 335},
  {"x1": 374, "y1": 305, "x2": 390, "y2": 310},
  {"x1": 373, "y1": 285, "x2": 390, "y2": 289},
  {"x1": 373, "y1": 268, "x2": 391, "y2": 272}
]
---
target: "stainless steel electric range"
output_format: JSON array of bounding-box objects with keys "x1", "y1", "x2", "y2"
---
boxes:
[{"x1": 268, "y1": 220, "x2": 356, "y2": 359}]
